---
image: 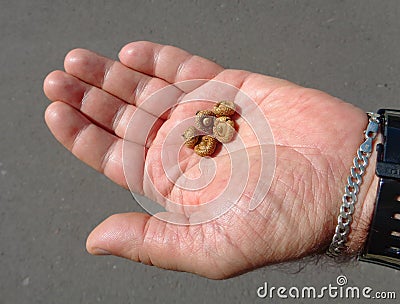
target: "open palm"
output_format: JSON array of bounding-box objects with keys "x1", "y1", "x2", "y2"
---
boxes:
[{"x1": 44, "y1": 41, "x2": 376, "y2": 279}]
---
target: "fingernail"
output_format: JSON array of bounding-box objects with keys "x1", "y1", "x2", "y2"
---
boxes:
[{"x1": 92, "y1": 248, "x2": 111, "y2": 255}]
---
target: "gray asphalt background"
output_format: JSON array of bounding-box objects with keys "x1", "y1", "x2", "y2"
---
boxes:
[{"x1": 1, "y1": 0, "x2": 399, "y2": 303}]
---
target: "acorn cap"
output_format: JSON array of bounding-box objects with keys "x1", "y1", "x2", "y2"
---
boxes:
[
  {"x1": 182, "y1": 126, "x2": 200, "y2": 148},
  {"x1": 213, "y1": 116, "x2": 235, "y2": 143},
  {"x1": 194, "y1": 135, "x2": 218, "y2": 157},
  {"x1": 194, "y1": 110, "x2": 216, "y2": 134},
  {"x1": 213, "y1": 101, "x2": 236, "y2": 117}
]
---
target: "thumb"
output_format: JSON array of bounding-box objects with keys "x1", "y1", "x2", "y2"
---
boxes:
[{"x1": 85, "y1": 212, "x2": 233, "y2": 279}]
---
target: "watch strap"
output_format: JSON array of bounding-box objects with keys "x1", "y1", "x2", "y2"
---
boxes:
[{"x1": 359, "y1": 109, "x2": 400, "y2": 270}]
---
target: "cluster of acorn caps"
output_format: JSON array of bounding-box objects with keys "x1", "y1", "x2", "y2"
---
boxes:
[{"x1": 182, "y1": 101, "x2": 236, "y2": 157}]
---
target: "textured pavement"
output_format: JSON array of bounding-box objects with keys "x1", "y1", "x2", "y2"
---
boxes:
[{"x1": 1, "y1": 0, "x2": 399, "y2": 303}]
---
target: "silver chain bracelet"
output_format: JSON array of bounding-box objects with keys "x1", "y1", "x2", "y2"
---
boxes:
[{"x1": 326, "y1": 112, "x2": 381, "y2": 257}]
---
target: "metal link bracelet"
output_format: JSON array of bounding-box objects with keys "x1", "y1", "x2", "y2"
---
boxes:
[{"x1": 326, "y1": 112, "x2": 381, "y2": 258}]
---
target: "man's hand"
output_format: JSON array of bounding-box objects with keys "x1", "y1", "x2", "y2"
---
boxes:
[{"x1": 43, "y1": 41, "x2": 378, "y2": 279}]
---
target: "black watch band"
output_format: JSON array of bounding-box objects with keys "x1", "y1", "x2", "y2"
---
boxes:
[{"x1": 359, "y1": 109, "x2": 400, "y2": 270}]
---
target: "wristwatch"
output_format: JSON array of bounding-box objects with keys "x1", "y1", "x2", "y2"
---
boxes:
[{"x1": 359, "y1": 109, "x2": 400, "y2": 270}]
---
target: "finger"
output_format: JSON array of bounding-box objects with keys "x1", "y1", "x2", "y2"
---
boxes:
[
  {"x1": 43, "y1": 71, "x2": 163, "y2": 147},
  {"x1": 86, "y1": 212, "x2": 240, "y2": 279},
  {"x1": 118, "y1": 41, "x2": 224, "y2": 83},
  {"x1": 64, "y1": 48, "x2": 183, "y2": 118},
  {"x1": 45, "y1": 101, "x2": 145, "y2": 192}
]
